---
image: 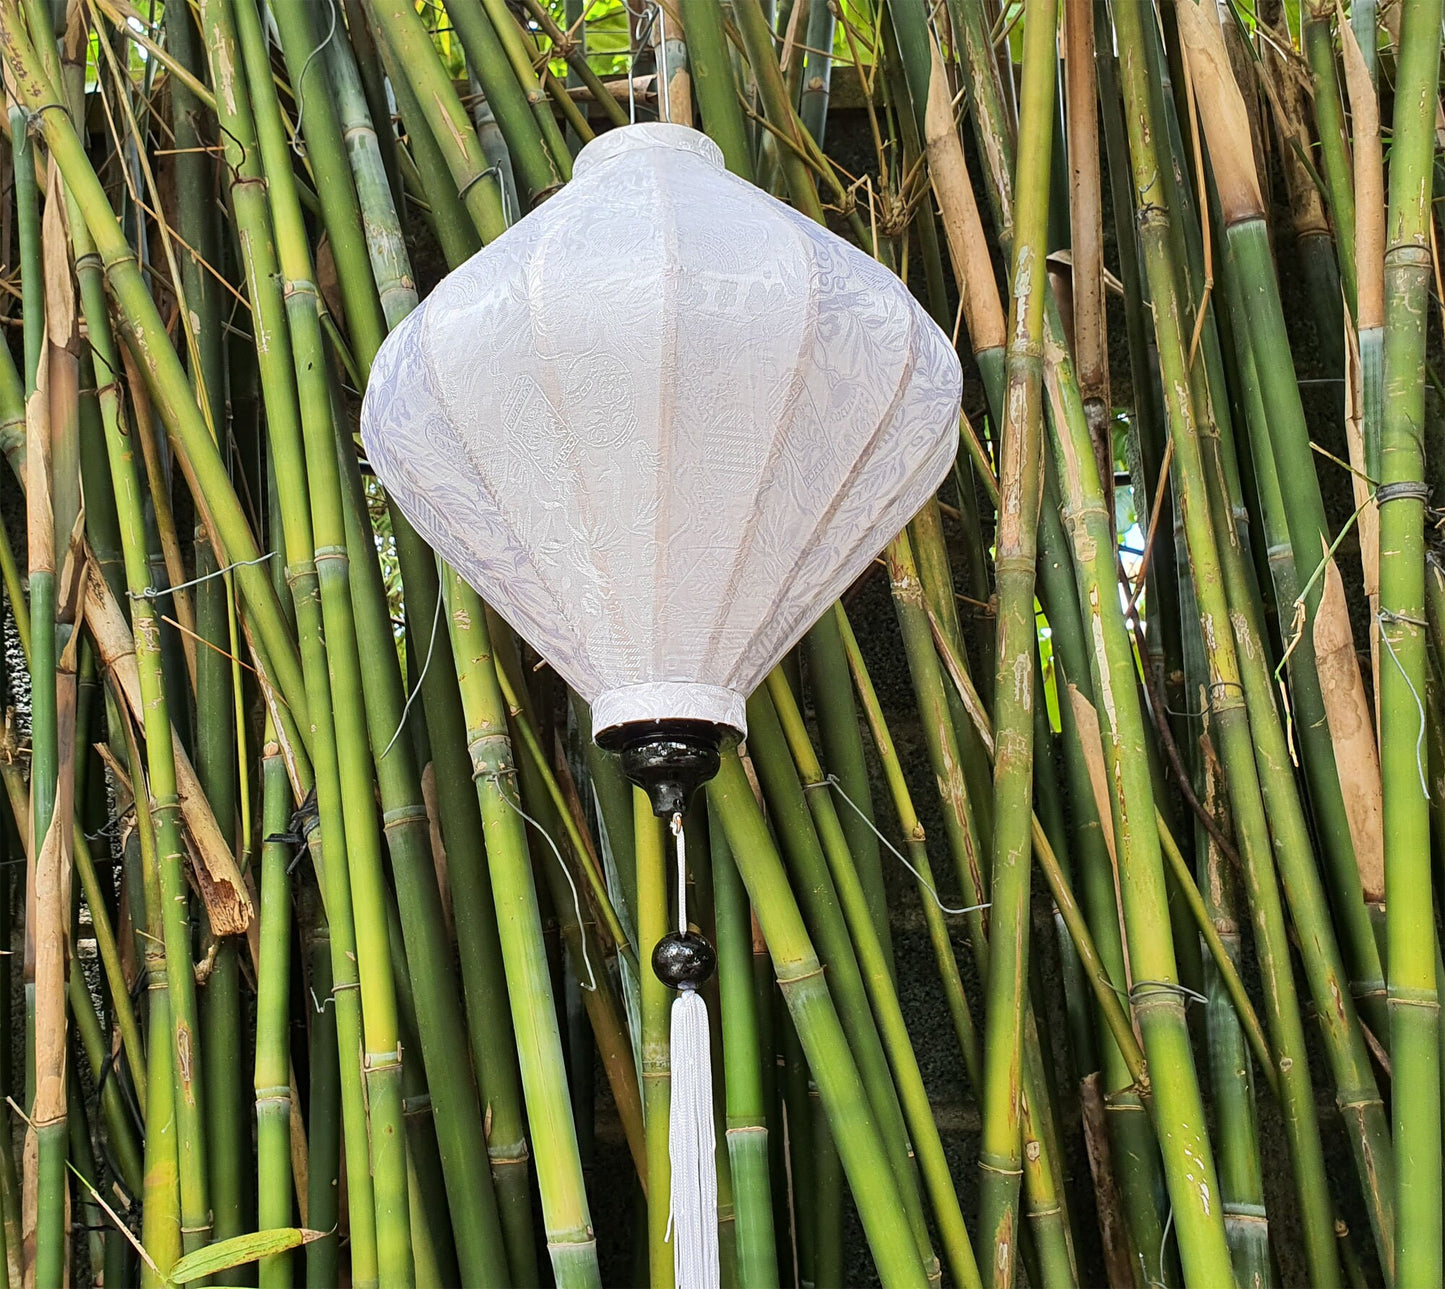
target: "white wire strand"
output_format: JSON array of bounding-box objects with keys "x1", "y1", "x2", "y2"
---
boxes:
[
  {"x1": 671, "y1": 811, "x2": 687, "y2": 934},
  {"x1": 812, "y1": 775, "x2": 990, "y2": 918},
  {"x1": 490, "y1": 775, "x2": 597, "y2": 990}
]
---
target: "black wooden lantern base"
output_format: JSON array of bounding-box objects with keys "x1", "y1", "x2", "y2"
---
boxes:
[
  {"x1": 595, "y1": 719, "x2": 724, "y2": 819},
  {"x1": 597, "y1": 719, "x2": 725, "y2": 989}
]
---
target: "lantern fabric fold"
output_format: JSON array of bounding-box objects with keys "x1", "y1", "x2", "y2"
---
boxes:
[{"x1": 361, "y1": 123, "x2": 962, "y2": 739}]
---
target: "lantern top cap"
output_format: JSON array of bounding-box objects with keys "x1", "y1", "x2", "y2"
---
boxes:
[{"x1": 573, "y1": 122, "x2": 725, "y2": 178}]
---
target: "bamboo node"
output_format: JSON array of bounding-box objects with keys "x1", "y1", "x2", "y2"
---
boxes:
[
  {"x1": 773, "y1": 960, "x2": 827, "y2": 986},
  {"x1": 381, "y1": 803, "x2": 429, "y2": 831},
  {"x1": 976, "y1": 1157, "x2": 1024, "y2": 1179},
  {"x1": 1384, "y1": 990, "x2": 1441, "y2": 1011}
]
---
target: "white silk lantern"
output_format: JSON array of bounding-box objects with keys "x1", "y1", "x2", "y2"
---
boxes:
[
  {"x1": 361, "y1": 122, "x2": 961, "y2": 1289},
  {"x1": 361, "y1": 123, "x2": 962, "y2": 748}
]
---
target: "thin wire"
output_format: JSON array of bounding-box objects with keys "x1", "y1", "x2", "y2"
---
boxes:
[
  {"x1": 125, "y1": 551, "x2": 275, "y2": 601},
  {"x1": 290, "y1": 0, "x2": 340, "y2": 158},
  {"x1": 656, "y1": 2, "x2": 671, "y2": 123},
  {"x1": 488, "y1": 772, "x2": 597, "y2": 990},
  {"x1": 671, "y1": 811, "x2": 686, "y2": 935},
  {"x1": 813, "y1": 775, "x2": 989, "y2": 918},
  {"x1": 380, "y1": 590, "x2": 443, "y2": 760},
  {"x1": 624, "y1": 0, "x2": 661, "y2": 124},
  {"x1": 1121, "y1": 978, "x2": 1209, "y2": 1006},
  {"x1": 1144, "y1": 1204, "x2": 1176, "y2": 1289},
  {"x1": 1378, "y1": 610, "x2": 1430, "y2": 797}
]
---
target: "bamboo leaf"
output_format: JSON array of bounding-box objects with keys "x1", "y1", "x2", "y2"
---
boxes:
[{"x1": 166, "y1": 1227, "x2": 326, "y2": 1283}]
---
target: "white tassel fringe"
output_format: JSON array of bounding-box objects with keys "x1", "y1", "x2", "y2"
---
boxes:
[{"x1": 669, "y1": 984, "x2": 719, "y2": 1289}]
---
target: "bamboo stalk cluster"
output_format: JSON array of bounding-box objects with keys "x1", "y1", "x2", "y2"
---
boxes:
[{"x1": 0, "y1": 0, "x2": 1440, "y2": 1285}]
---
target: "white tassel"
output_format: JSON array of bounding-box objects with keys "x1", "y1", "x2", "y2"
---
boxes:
[{"x1": 669, "y1": 984, "x2": 719, "y2": 1289}]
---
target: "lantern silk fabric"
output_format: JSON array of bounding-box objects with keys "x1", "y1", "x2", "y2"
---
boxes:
[{"x1": 361, "y1": 123, "x2": 963, "y2": 740}]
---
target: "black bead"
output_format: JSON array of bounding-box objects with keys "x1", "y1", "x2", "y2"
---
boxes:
[{"x1": 652, "y1": 930, "x2": 717, "y2": 988}]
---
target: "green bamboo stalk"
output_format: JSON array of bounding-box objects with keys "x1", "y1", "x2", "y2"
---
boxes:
[
  {"x1": 1222, "y1": 224, "x2": 1387, "y2": 1028},
  {"x1": 797, "y1": 0, "x2": 835, "y2": 144},
  {"x1": 362, "y1": 0, "x2": 509, "y2": 241},
  {"x1": 164, "y1": 0, "x2": 251, "y2": 1255},
  {"x1": 394, "y1": 527, "x2": 540, "y2": 1287},
  {"x1": 0, "y1": 322, "x2": 25, "y2": 488},
  {"x1": 1031, "y1": 476, "x2": 1173, "y2": 1285},
  {"x1": 230, "y1": 1, "x2": 412, "y2": 1275},
  {"x1": 0, "y1": 9, "x2": 310, "y2": 735},
  {"x1": 379, "y1": 39, "x2": 484, "y2": 267},
  {"x1": 488, "y1": 632, "x2": 648, "y2": 1185},
  {"x1": 255, "y1": 717, "x2": 295, "y2": 1289},
  {"x1": 470, "y1": 0, "x2": 573, "y2": 186},
  {"x1": 778, "y1": 1003, "x2": 816, "y2": 1287},
  {"x1": 191, "y1": 1, "x2": 380, "y2": 1277},
  {"x1": 976, "y1": 0, "x2": 1054, "y2": 1269},
  {"x1": 302, "y1": 895, "x2": 342, "y2": 1289},
  {"x1": 1215, "y1": 238, "x2": 1387, "y2": 1032},
  {"x1": 1178, "y1": 589, "x2": 1271, "y2": 1289},
  {"x1": 66, "y1": 956, "x2": 143, "y2": 1197},
  {"x1": 1378, "y1": 0, "x2": 1445, "y2": 1277},
  {"x1": 764, "y1": 671, "x2": 982, "y2": 1289},
  {"x1": 515, "y1": 0, "x2": 629, "y2": 128},
  {"x1": 322, "y1": 26, "x2": 422, "y2": 331},
  {"x1": 803, "y1": 619, "x2": 890, "y2": 967},
  {"x1": 115, "y1": 682, "x2": 183, "y2": 1288},
  {"x1": 1112, "y1": 8, "x2": 1339, "y2": 1282},
  {"x1": 334, "y1": 388, "x2": 511, "y2": 1286},
  {"x1": 1041, "y1": 296, "x2": 1235, "y2": 1289},
  {"x1": 70, "y1": 169, "x2": 215, "y2": 1268},
  {"x1": 271, "y1": 0, "x2": 388, "y2": 372},
  {"x1": 636, "y1": 798, "x2": 675, "y2": 1289},
  {"x1": 18, "y1": 68, "x2": 60, "y2": 1281},
  {"x1": 446, "y1": 571, "x2": 602, "y2": 1288},
  {"x1": 1213, "y1": 243, "x2": 1398, "y2": 1271},
  {"x1": 925, "y1": 620, "x2": 1150, "y2": 1091},
  {"x1": 811, "y1": 1089, "x2": 842, "y2": 1289},
  {"x1": 708, "y1": 750, "x2": 929, "y2": 1289},
  {"x1": 910, "y1": 500, "x2": 995, "y2": 845},
  {"x1": 834, "y1": 606, "x2": 982, "y2": 1089},
  {"x1": 678, "y1": 0, "x2": 753, "y2": 179},
  {"x1": 10, "y1": 99, "x2": 43, "y2": 396},
  {"x1": 744, "y1": 690, "x2": 940, "y2": 1284},
  {"x1": 67, "y1": 1051, "x2": 105, "y2": 1285},
  {"x1": 71, "y1": 819, "x2": 145, "y2": 1112},
  {"x1": 731, "y1": 0, "x2": 826, "y2": 222},
  {"x1": 709, "y1": 800, "x2": 779, "y2": 1289},
  {"x1": 1302, "y1": 0, "x2": 1358, "y2": 308},
  {"x1": 325, "y1": 30, "x2": 543, "y2": 1271}
]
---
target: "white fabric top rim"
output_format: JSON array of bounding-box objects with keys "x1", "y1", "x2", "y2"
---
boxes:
[
  {"x1": 592, "y1": 682, "x2": 748, "y2": 741},
  {"x1": 573, "y1": 122, "x2": 725, "y2": 178}
]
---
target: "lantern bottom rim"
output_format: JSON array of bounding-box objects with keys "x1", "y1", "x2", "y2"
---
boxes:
[{"x1": 592, "y1": 681, "x2": 746, "y2": 742}]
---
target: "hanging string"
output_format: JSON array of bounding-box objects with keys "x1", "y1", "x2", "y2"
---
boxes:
[
  {"x1": 810, "y1": 775, "x2": 990, "y2": 918},
  {"x1": 290, "y1": 0, "x2": 340, "y2": 158},
  {"x1": 1377, "y1": 608, "x2": 1431, "y2": 798},
  {"x1": 126, "y1": 551, "x2": 275, "y2": 600},
  {"x1": 380, "y1": 590, "x2": 443, "y2": 760},
  {"x1": 486, "y1": 772, "x2": 597, "y2": 990},
  {"x1": 623, "y1": 1, "x2": 668, "y2": 124},
  {"x1": 671, "y1": 811, "x2": 687, "y2": 932}
]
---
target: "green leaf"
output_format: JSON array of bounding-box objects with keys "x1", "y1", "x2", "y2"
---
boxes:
[{"x1": 166, "y1": 1229, "x2": 325, "y2": 1284}]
